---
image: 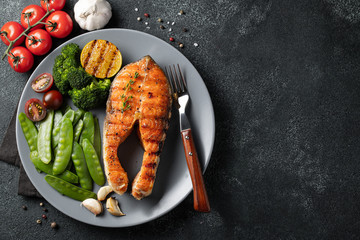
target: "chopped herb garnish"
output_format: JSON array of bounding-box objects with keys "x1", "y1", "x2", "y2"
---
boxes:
[{"x1": 134, "y1": 72, "x2": 139, "y2": 79}]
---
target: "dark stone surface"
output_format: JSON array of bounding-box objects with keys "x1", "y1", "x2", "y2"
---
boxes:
[{"x1": 1, "y1": 0, "x2": 360, "y2": 239}]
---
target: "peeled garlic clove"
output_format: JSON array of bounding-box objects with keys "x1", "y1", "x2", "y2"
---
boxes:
[
  {"x1": 81, "y1": 198, "x2": 103, "y2": 216},
  {"x1": 106, "y1": 197, "x2": 125, "y2": 216},
  {"x1": 97, "y1": 186, "x2": 113, "y2": 201}
]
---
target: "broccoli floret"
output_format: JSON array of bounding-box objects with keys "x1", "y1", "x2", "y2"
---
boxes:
[
  {"x1": 67, "y1": 67, "x2": 93, "y2": 89},
  {"x1": 61, "y1": 43, "x2": 80, "y2": 58},
  {"x1": 68, "y1": 79, "x2": 111, "y2": 110},
  {"x1": 63, "y1": 57, "x2": 79, "y2": 69}
]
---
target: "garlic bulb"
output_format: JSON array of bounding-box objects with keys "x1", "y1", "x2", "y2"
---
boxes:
[{"x1": 74, "y1": 0, "x2": 112, "y2": 31}]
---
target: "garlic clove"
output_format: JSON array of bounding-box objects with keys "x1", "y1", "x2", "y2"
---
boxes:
[
  {"x1": 81, "y1": 198, "x2": 103, "y2": 216},
  {"x1": 97, "y1": 186, "x2": 113, "y2": 201},
  {"x1": 106, "y1": 197, "x2": 125, "y2": 216}
]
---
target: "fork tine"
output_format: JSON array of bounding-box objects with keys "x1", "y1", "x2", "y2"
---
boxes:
[
  {"x1": 172, "y1": 64, "x2": 184, "y2": 93},
  {"x1": 169, "y1": 65, "x2": 180, "y2": 93},
  {"x1": 177, "y1": 64, "x2": 187, "y2": 91},
  {"x1": 165, "y1": 66, "x2": 175, "y2": 93}
]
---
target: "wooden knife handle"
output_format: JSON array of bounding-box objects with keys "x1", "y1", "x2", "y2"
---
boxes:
[{"x1": 181, "y1": 129, "x2": 210, "y2": 212}]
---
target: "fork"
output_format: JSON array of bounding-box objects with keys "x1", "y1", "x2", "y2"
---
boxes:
[{"x1": 165, "y1": 64, "x2": 210, "y2": 212}]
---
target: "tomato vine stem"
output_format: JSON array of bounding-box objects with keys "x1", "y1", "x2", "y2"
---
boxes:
[{"x1": 1, "y1": 8, "x2": 54, "y2": 60}]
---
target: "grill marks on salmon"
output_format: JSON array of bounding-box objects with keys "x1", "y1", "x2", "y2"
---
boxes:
[{"x1": 103, "y1": 56, "x2": 172, "y2": 199}]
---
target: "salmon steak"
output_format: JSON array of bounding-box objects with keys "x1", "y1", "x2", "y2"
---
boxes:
[{"x1": 103, "y1": 55, "x2": 172, "y2": 200}]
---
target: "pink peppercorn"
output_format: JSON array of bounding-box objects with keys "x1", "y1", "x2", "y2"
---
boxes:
[
  {"x1": 144, "y1": 13, "x2": 149, "y2": 18},
  {"x1": 169, "y1": 37, "x2": 175, "y2": 42}
]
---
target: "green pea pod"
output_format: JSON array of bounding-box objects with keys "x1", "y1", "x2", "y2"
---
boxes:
[
  {"x1": 73, "y1": 109, "x2": 85, "y2": 126},
  {"x1": 38, "y1": 110, "x2": 54, "y2": 164},
  {"x1": 73, "y1": 119, "x2": 84, "y2": 142},
  {"x1": 56, "y1": 170, "x2": 78, "y2": 184},
  {"x1": 62, "y1": 105, "x2": 71, "y2": 114},
  {"x1": 45, "y1": 175, "x2": 97, "y2": 201},
  {"x1": 81, "y1": 138, "x2": 105, "y2": 186},
  {"x1": 30, "y1": 151, "x2": 78, "y2": 184},
  {"x1": 53, "y1": 118, "x2": 73, "y2": 175},
  {"x1": 93, "y1": 117, "x2": 101, "y2": 159},
  {"x1": 18, "y1": 113, "x2": 38, "y2": 152},
  {"x1": 71, "y1": 142, "x2": 92, "y2": 190},
  {"x1": 80, "y1": 112, "x2": 94, "y2": 145},
  {"x1": 30, "y1": 151, "x2": 52, "y2": 173},
  {"x1": 52, "y1": 110, "x2": 75, "y2": 148},
  {"x1": 54, "y1": 110, "x2": 63, "y2": 127}
]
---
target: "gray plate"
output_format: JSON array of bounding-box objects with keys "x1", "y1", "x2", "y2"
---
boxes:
[{"x1": 16, "y1": 29, "x2": 215, "y2": 227}]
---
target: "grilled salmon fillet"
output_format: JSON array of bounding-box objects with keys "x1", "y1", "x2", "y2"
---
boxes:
[{"x1": 103, "y1": 55, "x2": 172, "y2": 200}]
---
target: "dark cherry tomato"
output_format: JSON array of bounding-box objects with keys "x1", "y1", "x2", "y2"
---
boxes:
[
  {"x1": 0, "y1": 21, "x2": 25, "y2": 46},
  {"x1": 43, "y1": 90, "x2": 63, "y2": 110},
  {"x1": 25, "y1": 98, "x2": 47, "y2": 122},
  {"x1": 45, "y1": 11, "x2": 72, "y2": 38},
  {"x1": 8, "y1": 46, "x2": 34, "y2": 73},
  {"x1": 21, "y1": 5, "x2": 46, "y2": 30},
  {"x1": 41, "y1": 0, "x2": 66, "y2": 11},
  {"x1": 31, "y1": 73, "x2": 53, "y2": 93},
  {"x1": 26, "y1": 29, "x2": 52, "y2": 56}
]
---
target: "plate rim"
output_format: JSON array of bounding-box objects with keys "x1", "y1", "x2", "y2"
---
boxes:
[{"x1": 15, "y1": 28, "x2": 215, "y2": 227}]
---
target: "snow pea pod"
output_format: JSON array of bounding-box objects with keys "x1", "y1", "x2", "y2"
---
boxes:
[
  {"x1": 45, "y1": 175, "x2": 97, "y2": 201},
  {"x1": 54, "y1": 110, "x2": 63, "y2": 127},
  {"x1": 52, "y1": 109, "x2": 75, "y2": 148},
  {"x1": 80, "y1": 112, "x2": 94, "y2": 145},
  {"x1": 93, "y1": 117, "x2": 101, "y2": 159},
  {"x1": 18, "y1": 113, "x2": 38, "y2": 152},
  {"x1": 73, "y1": 109, "x2": 85, "y2": 126},
  {"x1": 38, "y1": 110, "x2": 54, "y2": 164},
  {"x1": 30, "y1": 151, "x2": 78, "y2": 184},
  {"x1": 81, "y1": 138, "x2": 105, "y2": 186},
  {"x1": 57, "y1": 170, "x2": 78, "y2": 184},
  {"x1": 71, "y1": 142, "x2": 92, "y2": 190},
  {"x1": 73, "y1": 119, "x2": 84, "y2": 142},
  {"x1": 53, "y1": 118, "x2": 73, "y2": 175}
]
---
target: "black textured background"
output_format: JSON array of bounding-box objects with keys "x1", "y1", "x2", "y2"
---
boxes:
[{"x1": 1, "y1": 0, "x2": 360, "y2": 239}]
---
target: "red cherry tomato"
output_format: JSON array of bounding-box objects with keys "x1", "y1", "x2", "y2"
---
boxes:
[
  {"x1": 21, "y1": 5, "x2": 46, "y2": 30},
  {"x1": 41, "y1": 0, "x2": 66, "y2": 11},
  {"x1": 25, "y1": 98, "x2": 47, "y2": 122},
  {"x1": 43, "y1": 90, "x2": 63, "y2": 110},
  {"x1": 0, "y1": 22, "x2": 25, "y2": 46},
  {"x1": 31, "y1": 73, "x2": 54, "y2": 93},
  {"x1": 25, "y1": 29, "x2": 52, "y2": 56},
  {"x1": 8, "y1": 46, "x2": 34, "y2": 73},
  {"x1": 45, "y1": 11, "x2": 72, "y2": 38}
]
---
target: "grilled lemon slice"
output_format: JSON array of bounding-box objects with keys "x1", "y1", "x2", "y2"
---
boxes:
[{"x1": 80, "y1": 39, "x2": 122, "y2": 79}]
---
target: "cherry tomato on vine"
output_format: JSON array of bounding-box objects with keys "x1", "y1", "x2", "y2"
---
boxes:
[
  {"x1": 40, "y1": 0, "x2": 66, "y2": 11},
  {"x1": 20, "y1": 5, "x2": 46, "y2": 30},
  {"x1": 31, "y1": 73, "x2": 54, "y2": 93},
  {"x1": 8, "y1": 46, "x2": 34, "y2": 73},
  {"x1": 45, "y1": 11, "x2": 72, "y2": 38},
  {"x1": 0, "y1": 22, "x2": 25, "y2": 46},
  {"x1": 25, "y1": 29, "x2": 52, "y2": 56},
  {"x1": 43, "y1": 90, "x2": 63, "y2": 110},
  {"x1": 25, "y1": 98, "x2": 47, "y2": 122}
]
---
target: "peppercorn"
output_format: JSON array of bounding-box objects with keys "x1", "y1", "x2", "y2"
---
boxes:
[
  {"x1": 51, "y1": 222, "x2": 58, "y2": 229},
  {"x1": 182, "y1": 27, "x2": 188, "y2": 32},
  {"x1": 179, "y1": 43, "x2": 184, "y2": 48},
  {"x1": 179, "y1": 10, "x2": 185, "y2": 15},
  {"x1": 137, "y1": 17, "x2": 142, "y2": 21},
  {"x1": 42, "y1": 214, "x2": 47, "y2": 219},
  {"x1": 169, "y1": 37, "x2": 175, "y2": 42},
  {"x1": 144, "y1": 13, "x2": 149, "y2": 18},
  {"x1": 22, "y1": 205, "x2": 27, "y2": 210},
  {"x1": 39, "y1": 202, "x2": 44, "y2": 207},
  {"x1": 43, "y1": 208, "x2": 48, "y2": 212},
  {"x1": 36, "y1": 219, "x2": 42, "y2": 224},
  {"x1": 157, "y1": 18, "x2": 162, "y2": 23},
  {"x1": 160, "y1": 25, "x2": 165, "y2": 29}
]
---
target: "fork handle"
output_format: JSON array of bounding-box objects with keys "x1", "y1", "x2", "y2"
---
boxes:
[{"x1": 181, "y1": 129, "x2": 210, "y2": 212}]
